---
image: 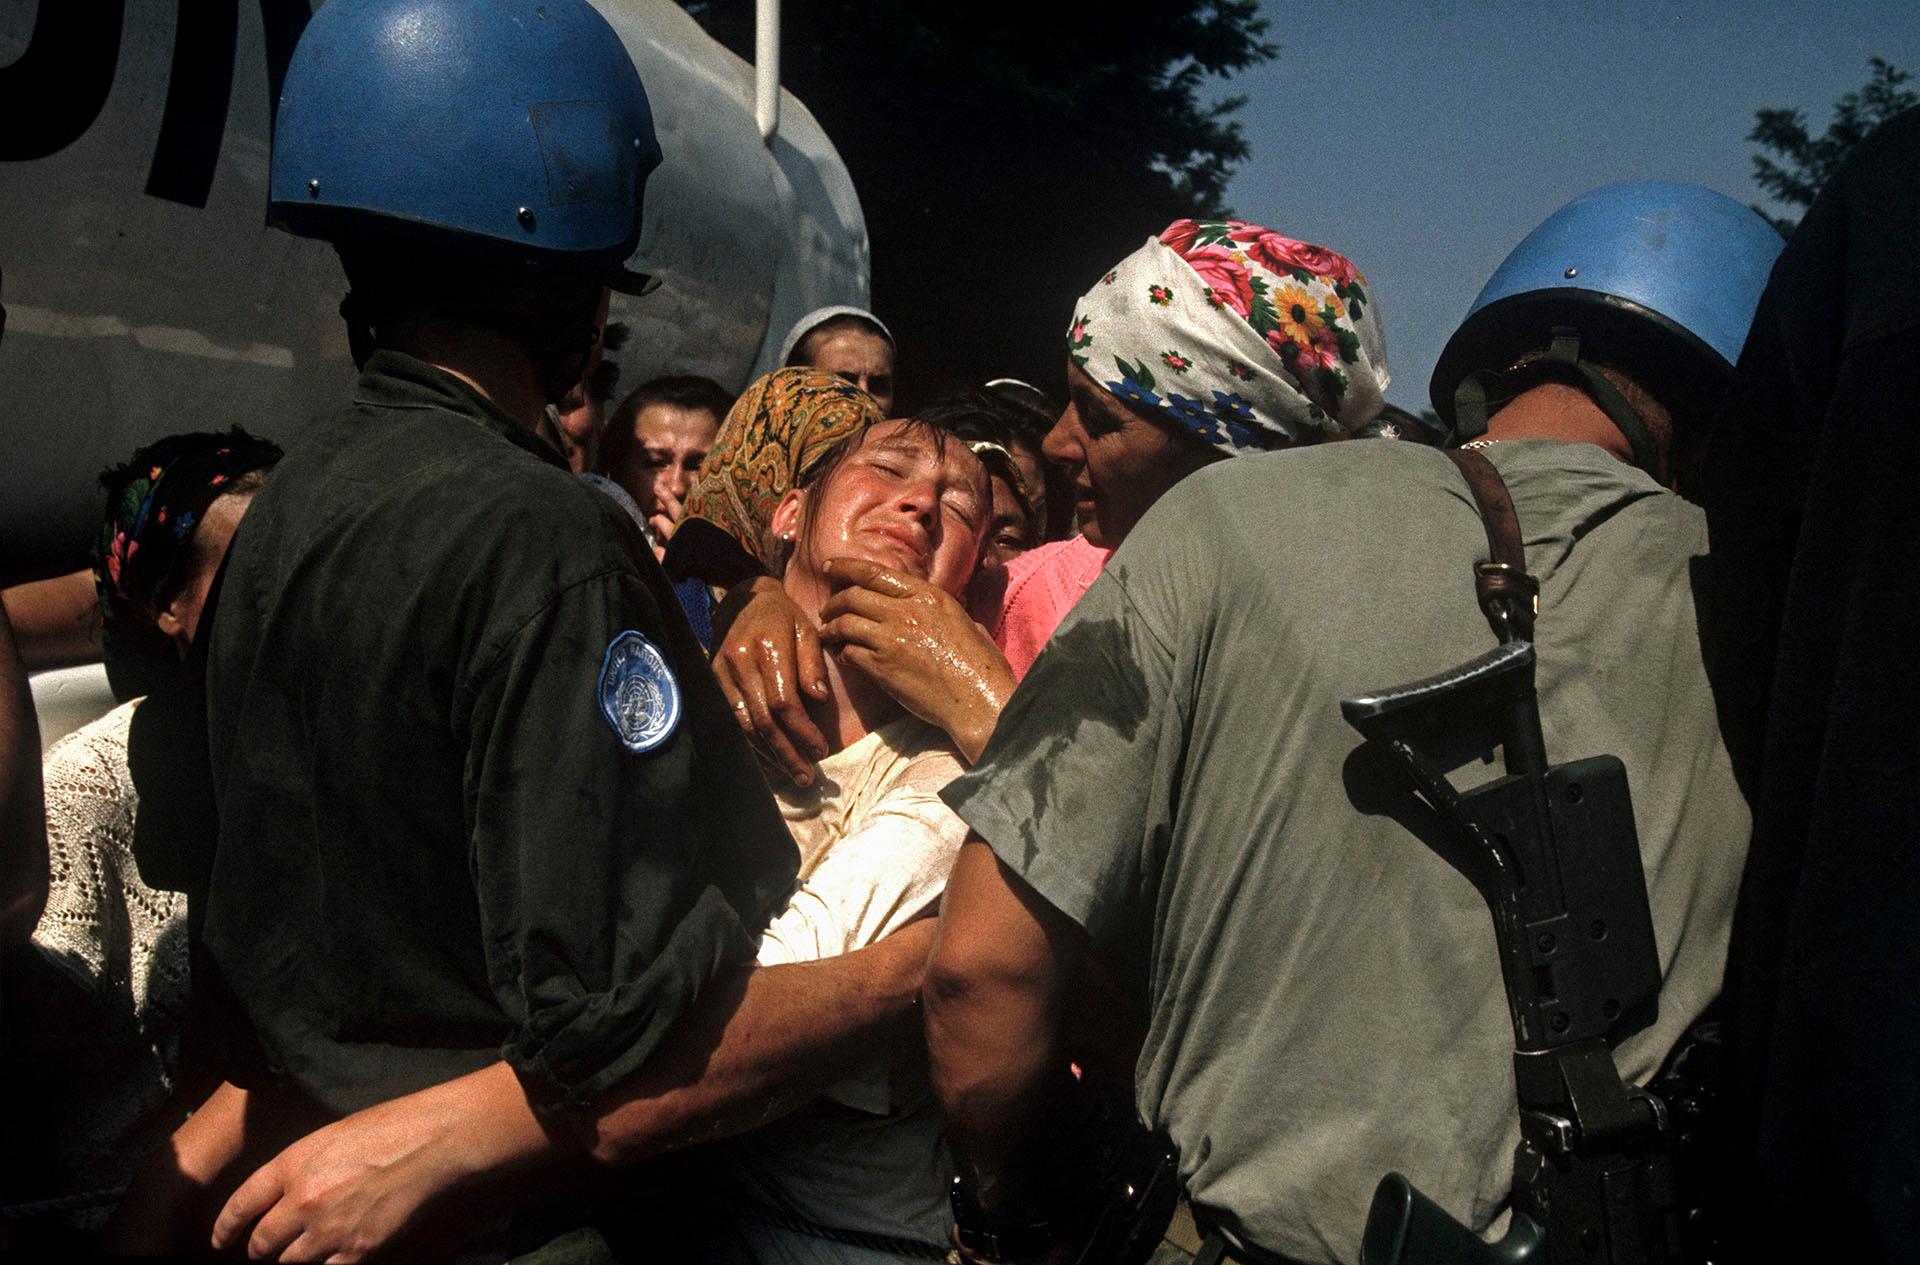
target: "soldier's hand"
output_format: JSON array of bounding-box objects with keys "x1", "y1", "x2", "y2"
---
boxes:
[
  {"x1": 211, "y1": 1104, "x2": 456, "y2": 1262},
  {"x1": 208, "y1": 1062, "x2": 559, "y2": 1263},
  {"x1": 711, "y1": 575, "x2": 831, "y2": 786}
]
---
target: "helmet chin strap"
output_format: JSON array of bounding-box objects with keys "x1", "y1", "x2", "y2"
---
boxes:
[{"x1": 1451, "y1": 329, "x2": 1663, "y2": 479}]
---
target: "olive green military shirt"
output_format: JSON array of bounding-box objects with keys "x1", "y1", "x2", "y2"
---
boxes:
[
  {"x1": 203, "y1": 352, "x2": 797, "y2": 1119},
  {"x1": 944, "y1": 439, "x2": 1747, "y2": 1263}
]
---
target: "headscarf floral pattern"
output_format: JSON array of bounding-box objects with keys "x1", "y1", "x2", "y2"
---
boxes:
[
  {"x1": 679, "y1": 366, "x2": 887, "y2": 571},
  {"x1": 94, "y1": 428, "x2": 283, "y2": 624},
  {"x1": 91, "y1": 427, "x2": 283, "y2": 699},
  {"x1": 1068, "y1": 219, "x2": 1390, "y2": 454}
]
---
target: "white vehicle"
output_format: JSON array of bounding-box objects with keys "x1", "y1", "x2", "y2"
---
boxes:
[{"x1": 0, "y1": 0, "x2": 866, "y2": 584}]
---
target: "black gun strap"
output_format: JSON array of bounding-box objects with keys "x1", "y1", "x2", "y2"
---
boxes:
[{"x1": 1445, "y1": 449, "x2": 1538, "y2": 643}]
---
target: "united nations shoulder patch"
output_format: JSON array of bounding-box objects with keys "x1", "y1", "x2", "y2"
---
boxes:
[{"x1": 597, "y1": 630, "x2": 682, "y2": 755}]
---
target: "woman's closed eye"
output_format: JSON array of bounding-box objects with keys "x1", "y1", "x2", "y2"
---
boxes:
[{"x1": 943, "y1": 493, "x2": 983, "y2": 530}]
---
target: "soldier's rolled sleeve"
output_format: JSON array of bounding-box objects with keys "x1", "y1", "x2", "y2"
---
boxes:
[
  {"x1": 941, "y1": 571, "x2": 1183, "y2": 947},
  {"x1": 461, "y1": 565, "x2": 764, "y2": 1115}
]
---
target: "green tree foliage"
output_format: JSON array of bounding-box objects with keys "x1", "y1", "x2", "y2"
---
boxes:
[
  {"x1": 684, "y1": 0, "x2": 1276, "y2": 404},
  {"x1": 1750, "y1": 58, "x2": 1916, "y2": 236}
]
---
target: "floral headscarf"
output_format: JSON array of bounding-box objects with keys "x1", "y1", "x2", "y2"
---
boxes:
[
  {"x1": 93, "y1": 427, "x2": 283, "y2": 697},
  {"x1": 679, "y1": 366, "x2": 887, "y2": 570},
  {"x1": 1067, "y1": 219, "x2": 1390, "y2": 454}
]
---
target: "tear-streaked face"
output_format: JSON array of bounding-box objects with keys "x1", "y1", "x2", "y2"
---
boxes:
[{"x1": 775, "y1": 420, "x2": 990, "y2": 602}]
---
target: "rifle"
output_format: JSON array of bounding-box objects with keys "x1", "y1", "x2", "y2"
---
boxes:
[{"x1": 1339, "y1": 451, "x2": 1682, "y2": 1265}]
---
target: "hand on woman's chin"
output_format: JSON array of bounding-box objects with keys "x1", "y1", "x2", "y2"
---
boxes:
[{"x1": 849, "y1": 539, "x2": 929, "y2": 583}]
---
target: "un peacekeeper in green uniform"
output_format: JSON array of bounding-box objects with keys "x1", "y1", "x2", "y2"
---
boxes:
[
  {"x1": 98, "y1": 3, "x2": 935, "y2": 1261},
  {"x1": 923, "y1": 184, "x2": 1779, "y2": 1265}
]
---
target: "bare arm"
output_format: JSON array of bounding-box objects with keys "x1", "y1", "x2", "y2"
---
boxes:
[
  {"x1": 1, "y1": 570, "x2": 102, "y2": 670},
  {"x1": 925, "y1": 840, "x2": 1086, "y2": 1210},
  {"x1": 103, "y1": 1080, "x2": 328, "y2": 1257},
  {"x1": 209, "y1": 920, "x2": 937, "y2": 1260},
  {"x1": 581, "y1": 915, "x2": 936, "y2": 1163},
  {"x1": 0, "y1": 595, "x2": 46, "y2": 943},
  {"x1": 209, "y1": 1063, "x2": 564, "y2": 1261}
]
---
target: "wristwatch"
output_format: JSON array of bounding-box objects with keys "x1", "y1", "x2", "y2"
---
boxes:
[{"x1": 949, "y1": 1172, "x2": 1056, "y2": 1262}]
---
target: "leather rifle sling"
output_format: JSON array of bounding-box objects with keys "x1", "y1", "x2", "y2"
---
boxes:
[{"x1": 1444, "y1": 449, "x2": 1539, "y2": 643}]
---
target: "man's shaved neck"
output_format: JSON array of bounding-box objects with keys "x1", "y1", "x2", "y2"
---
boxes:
[
  {"x1": 1482, "y1": 381, "x2": 1654, "y2": 476},
  {"x1": 384, "y1": 317, "x2": 548, "y2": 429}
]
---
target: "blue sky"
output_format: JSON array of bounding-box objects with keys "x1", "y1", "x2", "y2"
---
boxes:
[{"x1": 1213, "y1": 1, "x2": 1919, "y2": 414}]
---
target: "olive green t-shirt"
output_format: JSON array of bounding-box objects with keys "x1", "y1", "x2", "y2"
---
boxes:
[{"x1": 943, "y1": 439, "x2": 1747, "y2": 1263}]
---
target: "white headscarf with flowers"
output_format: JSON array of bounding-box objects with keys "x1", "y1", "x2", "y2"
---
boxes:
[{"x1": 1067, "y1": 219, "x2": 1390, "y2": 454}]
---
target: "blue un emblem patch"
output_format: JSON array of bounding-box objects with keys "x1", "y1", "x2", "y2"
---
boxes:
[{"x1": 597, "y1": 630, "x2": 682, "y2": 755}]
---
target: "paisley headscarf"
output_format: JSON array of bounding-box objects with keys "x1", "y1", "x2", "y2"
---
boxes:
[
  {"x1": 1068, "y1": 219, "x2": 1390, "y2": 454},
  {"x1": 678, "y1": 366, "x2": 886, "y2": 571}
]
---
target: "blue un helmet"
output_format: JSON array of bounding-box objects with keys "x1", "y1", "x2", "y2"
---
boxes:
[
  {"x1": 267, "y1": 0, "x2": 662, "y2": 293},
  {"x1": 1430, "y1": 181, "x2": 1782, "y2": 477}
]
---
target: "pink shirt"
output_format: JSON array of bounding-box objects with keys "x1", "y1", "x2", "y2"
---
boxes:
[{"x1": 968, "y1": 535, "x2": 1114, "y2": 680}]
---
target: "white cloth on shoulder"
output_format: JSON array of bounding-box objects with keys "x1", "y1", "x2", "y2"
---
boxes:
[{"x1": 712, "y1": 715, "x2": 968, "y2": 1262}]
